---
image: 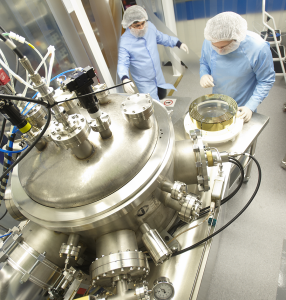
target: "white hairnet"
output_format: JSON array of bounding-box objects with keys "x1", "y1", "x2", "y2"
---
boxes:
[
  {"x1": 121, "y1": 5, "x2": 148, "y2": 29},
  {"x1": 204, "y1": 12, "x2": 247, "y2": 43}
]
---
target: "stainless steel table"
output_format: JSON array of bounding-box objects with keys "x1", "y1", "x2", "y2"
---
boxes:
[{"x1": 147, "y1": 97, "x2": 269, "y2": 299}]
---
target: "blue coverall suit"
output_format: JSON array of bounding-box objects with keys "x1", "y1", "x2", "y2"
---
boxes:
[
  {"x1": 117, "y1": 21, "x2": 181, "y2": 101},
  {"x1": 200, "y1": 31, "x2": 275, "y2": 111}
]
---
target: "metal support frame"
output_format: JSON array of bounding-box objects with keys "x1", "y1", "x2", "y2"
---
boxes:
[{"x1": 262, "y1": 0, "x2": 286, "y2": 83}]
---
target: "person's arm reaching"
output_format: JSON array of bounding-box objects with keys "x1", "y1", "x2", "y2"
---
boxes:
[
  {"x1": 244, "y1": 43, "x2": 275, "y2": 112},
  {"x1": 117, "y1": 45, "x2": 135, "y2": 94}
]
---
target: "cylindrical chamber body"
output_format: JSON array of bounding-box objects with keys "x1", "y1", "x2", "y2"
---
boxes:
[
  {"x1": 95, "y1": 230, "x2": 138, "y2": 257},
  {"x1": 0, "y1": 263, "x2": 44, "y2": 300},
  {"x1": 174, "y1": 139, "x2": 198, "y2": 185}
]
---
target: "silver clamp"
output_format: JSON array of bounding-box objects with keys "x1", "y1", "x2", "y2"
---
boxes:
[
  {"x1": 179, "y1": 193, "x2": 202, "y2": 223},
  {"x1": 89, "y1": 112, "x2": 111, "y2": 133},
  {"x1": 190, "y1": 129, "x2": 210, "y2": 192},
  {"x1": 0, "y1": 232, "x2": 23, "y2": 262},
  {"x1": 136, "y1": 282, "x2": 151, "y2": 300},
  {"x1": 20, "y1": 251, "x2": 46, "y2": 283},
  {"x1": 171, "y1": 181, "x2": 187, "y2": 200}
]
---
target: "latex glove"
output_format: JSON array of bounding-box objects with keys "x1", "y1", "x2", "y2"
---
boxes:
[
  {"x1": 237, "y1": 106, "x2": 253, "y2": 123},
  {"x1": 123, "y1": 78, "x2": 135, "y2": 94},
  {"x1": 200, "y1": 74, "x2": 214, "y2": 88},
  {"x1": 180, "y1": 43, "x2": 189, "y2": 54}
]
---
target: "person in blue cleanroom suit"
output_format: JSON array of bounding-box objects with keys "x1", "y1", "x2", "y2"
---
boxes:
[
  {"x1": 117, "y1": 5, "x2": 189, "y2": 101},
  {"x1": 200, "y1": 12, "x2": 275, "y2": 122}
]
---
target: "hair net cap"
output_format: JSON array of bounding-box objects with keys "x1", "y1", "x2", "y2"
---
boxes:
[
  {"x1": 204, "y1": 12, "x2": 247, "y2": 43},
  {"x1": 122, "y1": 5, "x2": 148, "y2": 28}
]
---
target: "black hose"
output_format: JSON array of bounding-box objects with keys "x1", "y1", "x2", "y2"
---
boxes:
[
  {"x1": 170, "y1": 158, "x2": 245, "y2": 234},
  {"x1": 199, "y1": 157, "x2": 244, "y2": 215},
  {"x1": 0, "y1": 209, "x2": 7, "y2": 221},
  {"x1": 172, "y1": 154, "x2": 261, "y2": 257},
  {"x1": 0, "y1": 108, "x2": 51, "y2": 182},
  {"x1": 0, "y1": 33, "x2": 7, "y2": 42},
  {"x1": 0, "y1": 133, "x2": 16, "y2": 202},
  {"x1": 0, "y1": 32, "x2": 24, "y2": 59},
  {"x1": 0, "y1": 94, "x2": 48, "y2": 107},
  {"x1": 55, "y1": 80, "x2": 135, "y2": 105},
  {"x1": 0, "y1": 118, "x2": 6, "y2": 147}
]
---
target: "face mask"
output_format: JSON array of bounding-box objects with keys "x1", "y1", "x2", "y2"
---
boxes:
[
  {"x1": 211, "y1": 40, "x2": 240, "y2": 55},
  {"x1": 130, "y1": 22, "x2": 148, "y2": 38}
]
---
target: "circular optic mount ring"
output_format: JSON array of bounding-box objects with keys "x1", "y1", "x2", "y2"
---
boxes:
[{"x1": 189, "y1": 94, "x2": 238, "y2": 132}]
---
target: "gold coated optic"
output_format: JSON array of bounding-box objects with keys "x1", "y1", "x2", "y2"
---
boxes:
[{"x1": 189, "y1": 94, "x2": 238, "y2": 132}]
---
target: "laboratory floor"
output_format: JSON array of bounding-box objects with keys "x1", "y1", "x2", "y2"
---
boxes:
[{"x1": 163, "y1": 64, "x2": 286, "y2": 300}]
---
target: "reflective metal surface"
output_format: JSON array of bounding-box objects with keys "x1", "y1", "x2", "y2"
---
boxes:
[
  {"x1": 18, "y1": 94, "x2": 158, "y2": 208},
  {"x1": 12, "y1": 95, "x2": 176, "y2": 235},
  {"x1": 0, "y1": 263, "x2": 45, "y2": 300}
]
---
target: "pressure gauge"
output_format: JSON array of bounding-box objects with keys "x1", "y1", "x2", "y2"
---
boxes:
[{"x1": 153, "y1": 277, "x2": 175, "y2": 300}]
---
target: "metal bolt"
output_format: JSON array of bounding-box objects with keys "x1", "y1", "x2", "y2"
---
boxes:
[
  {"x1": 57, "y1": 136, "x2": 61, "y2": 140},
  {"x1": 121, "y1": 268, "x2": 124, "y2": 271},
  {"x1": 72, "y1": 116, "x2": 75, "y2": 119},
  {"x1": 137, "y1": 93, "x2": 139, "y2": 96},
  {"x1": 73, "y1": 121, "x2": 76, "y2": 124},
  {"x1": 137, "y1": 267, "x2": 140, "y2": 270},
  {"x1": 97, "y1": 277, "x2": 99, "y2": 280},
  {"x1": 88, "y1": 121, "x2": 92, "y2": 124},
  {"x1": 102, "y1": 255, "x2": 104, "y2": 257},
  {"x1": 96, "y1": 258, "x2": 98, "y2": 260},
  {"x1": 103, "y1": 273, "x2": 106, "y2": 277},
  {"x1": 132, "y1": 111, "x2": 135, "y2": 113},
  {"x1": 111, "y1": 271, "x2": 115, "y2": 274},
  {"x1": 143, "y1": 107, "x2": 145, "y2": 109},
  {"x1": 122, "y1": 103, "x2": 125, "y2": 106},
  {"x1": 78, "y1": 127, "x2": 81, "y2": 130},
  {"x1": 81, "y1": 118, "x2": 84, "y2": 122},
  {"x1": 149, "y1": 100, "x2": 151, "y2": 103},
  {"x1": 124, "y1": 109, "x2": 127, "y2": 112},
  {"x1": 51, "y1": 131, "x2": 56, "y2": 135},
  {"x1": 130, "y1": 267, "x2": 133, "y2": 271},
  {"x1": 127, "y1": 97, "x2": 130, "y2": 100},
  {"x1": 56, "y1": 128, "x2": 60, "y2": 132},
  {"x1": 146, "y1": 94, "x2": 148, "y2": 98}
]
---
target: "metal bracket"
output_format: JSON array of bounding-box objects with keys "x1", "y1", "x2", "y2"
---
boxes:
[
  {"x1": 160, "y1": 230, "x2": 181, "y2": 252},
  {"x1": 20, "y1": 251, "x2": 46, "y2": 284}
]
